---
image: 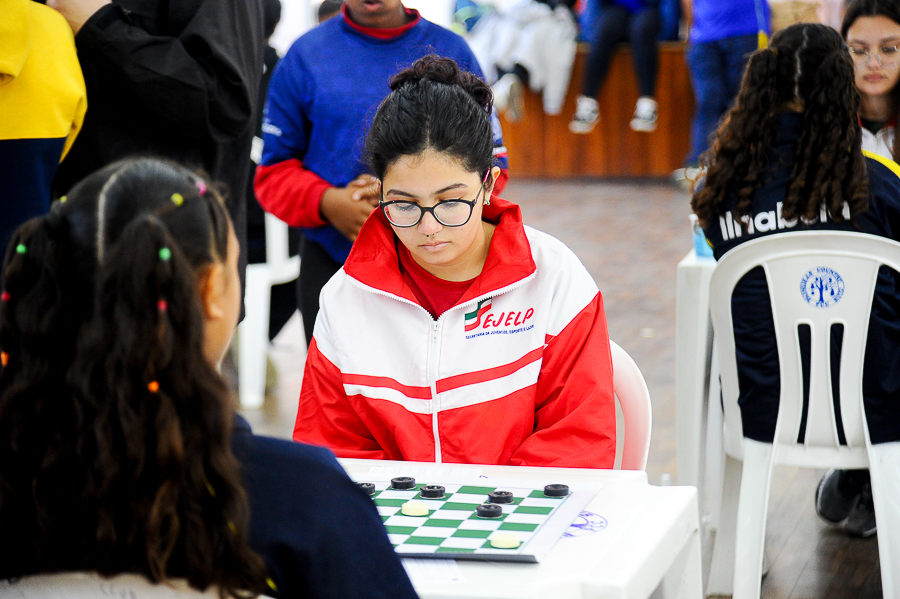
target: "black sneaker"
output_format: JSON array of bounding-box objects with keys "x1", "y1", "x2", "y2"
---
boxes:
[
  {"x1": 845, "y1": 480, "x2": 877, "y2": 538},
  {"x1": 815, "y1": 469, "x2": 867, "y2": 525}
]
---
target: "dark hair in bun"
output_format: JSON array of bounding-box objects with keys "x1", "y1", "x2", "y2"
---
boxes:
[{"x1": 366, "y1": 55, "x2": 495, "y2": 180}]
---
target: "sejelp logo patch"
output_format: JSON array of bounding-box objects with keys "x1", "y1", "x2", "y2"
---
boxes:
[
  {"x1": 464, "y1": 298, "x2": 493, "y2": 331},
  {"x1": 464, "y1": 297, "x2": 535, "y2": 339},
  {"x1": 800, "y1": 267, "x2": 844, "y2": 308}
]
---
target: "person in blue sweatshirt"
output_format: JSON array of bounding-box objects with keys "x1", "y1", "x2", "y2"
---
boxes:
[
  {"x1": 255, "y1": 0, "x2": 508, "y2": 346},
  {"x1": 0, "y1": 157, "x2": 418, "y2": 599}
]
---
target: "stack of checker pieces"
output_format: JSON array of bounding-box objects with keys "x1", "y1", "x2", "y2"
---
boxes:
[{"x1": 358, "y1": 476, "x2": 591, "y2": 563}]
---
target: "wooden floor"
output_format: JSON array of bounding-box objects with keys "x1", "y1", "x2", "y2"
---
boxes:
[{"x1": 239, "y1": 177, "x2": 883, "y2": 599}]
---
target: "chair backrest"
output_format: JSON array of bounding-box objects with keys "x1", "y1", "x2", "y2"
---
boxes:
[
  {"x1": 0, "y1": 572, "x2": 276, "y2": 599},
  {"x1": 263, "y1": 212, "x2": 300, "y2": 285},
  {"x1": 610, "y1": 340, "x2": 652, "y2": 470},
  {"x1": 708, "y1": 231, "x2": 900, "y2": 466}
]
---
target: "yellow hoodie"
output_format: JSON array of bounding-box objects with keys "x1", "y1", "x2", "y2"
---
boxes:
[
  {"x1": 0, "y1": 0, "x2": 86, "y2": 255},
  {"x1": 0, "y1": 0, "x2": 86, "y2": 160}
]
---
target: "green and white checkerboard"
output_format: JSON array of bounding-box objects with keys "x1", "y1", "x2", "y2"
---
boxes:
[{"x1": 362, "y1": 479, "x2": 594, "y2": 562}]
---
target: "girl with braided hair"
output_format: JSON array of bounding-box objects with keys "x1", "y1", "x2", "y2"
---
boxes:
[
  {"x1": 0, "y1": 158, "x2": 416, "y2": 598},
  {"x1": 692, "y1": 22, "x2": 900, "y2": 538},
  {"x1": 296, "y1": 56, "x2": 616, "y2": 468}
]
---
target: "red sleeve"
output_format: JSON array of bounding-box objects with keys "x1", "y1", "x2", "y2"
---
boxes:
[
  {"x1": 509, "y1": 292, "x2": 617, "y2": 468},
  {"x1": 254, "y1": 159, "x2": 331, "y2": 228},
  {"x1": 294, "y1": 338, "x2": 389, "y2": 460}
]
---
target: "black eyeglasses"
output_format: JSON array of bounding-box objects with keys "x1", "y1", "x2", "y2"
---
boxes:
[{"x1": 379, "y1": 174, "x2": 489, "y2": 228}]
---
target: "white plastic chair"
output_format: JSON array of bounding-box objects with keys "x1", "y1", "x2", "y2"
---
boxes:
[
  {"x1": 238, "y1": 213, "x2": 300, "y2": 409},
  {"x1": 705, "y1": 231, "x2": 900, "y2": 599},
  {"x1": 610, "y1": 340, "x2": 652, "y2": 471},
  {"x1": 0, "y1": 572, "x2": 276, "y2": 598}
]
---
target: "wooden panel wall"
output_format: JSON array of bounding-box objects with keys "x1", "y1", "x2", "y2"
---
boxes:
[{"x1": 499, "y1": 42, "x2": 694, "y2": 178}]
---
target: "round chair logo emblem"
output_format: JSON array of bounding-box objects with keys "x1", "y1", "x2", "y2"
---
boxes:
[{"x1": 800, "y1": 267, "x2": 844, "y2": 308}]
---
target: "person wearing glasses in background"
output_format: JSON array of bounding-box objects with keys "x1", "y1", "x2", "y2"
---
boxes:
[
  {"x1": 844, "y1": 0, "x2": 900, "y2": 161},
  {"x1": 812, "y1": 0, "x2": 900, "y2": 540},
  {"x1": 294, "y1": 56, "x2": 617, "y2": 469}
]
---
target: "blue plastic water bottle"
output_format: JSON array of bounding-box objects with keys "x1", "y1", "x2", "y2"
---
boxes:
[{"x1": 689, "y1": 214, "x2": 714, "y2": 258}]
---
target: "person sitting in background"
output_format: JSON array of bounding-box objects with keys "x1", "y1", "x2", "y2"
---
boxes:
[
  {"x1": 296, "y1": 56, "x2": 616, "y2": 469},
  {"x1": 0, "y1": 158, "x2": 417, "y2": 599},
  {"x1": 811, "y1": 0, "x2": 900, "y2": 539},
  {"x1": 692, "y1": 22, "x2": 900, "y2": 539},
  {"x1": 466, "y1": 0, "x2": 579, "y2": 121},
  {"x1": 844, "y1": 0, "x2": 900, "y2": 161},
  {"x1": 569, "y1": 0, "x2": 661, "y2": 134}
]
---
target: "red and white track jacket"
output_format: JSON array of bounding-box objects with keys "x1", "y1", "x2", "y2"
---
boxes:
[{"x1": 295, "y1": 198, "x2": 616, "y2": 468}]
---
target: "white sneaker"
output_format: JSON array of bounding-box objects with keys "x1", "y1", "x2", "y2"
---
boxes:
[
  {"x1": 630, "y1": 96, "x2": 658, "y2": 132},
  {"x1": 569, "y1": 95, "x2": 600, "y2": 134},
  {"x1": 492, "y1": 73, "x2": 524, "y2": 122}
]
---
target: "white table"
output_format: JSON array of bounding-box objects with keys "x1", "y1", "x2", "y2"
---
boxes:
[
  {"x1": 674, "y1": 250, "x2": 726, "y2": 533},
  {"x1": 674, "y1": 250, "x2": 716, "y2": 489},
  {"x1": 339, "y1": 459, "x2": 703, "y2": 599}
]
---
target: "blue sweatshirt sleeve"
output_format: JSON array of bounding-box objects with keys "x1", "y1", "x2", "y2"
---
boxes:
[{"x1": 261, "y1": 46, "x2": 313, "y2": 167}]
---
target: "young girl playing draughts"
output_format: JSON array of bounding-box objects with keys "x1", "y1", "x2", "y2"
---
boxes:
[
  {"x1": 296, "y1": 55, "x2": 617, "y2": 468},
  {"x1": 0, "y1": 158, "x2": 416, "y2": 599}
]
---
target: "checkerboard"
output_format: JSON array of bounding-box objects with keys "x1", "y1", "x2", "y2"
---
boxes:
[{"x1": 361, "y1": 478, "x2": 596, "y2": 562}]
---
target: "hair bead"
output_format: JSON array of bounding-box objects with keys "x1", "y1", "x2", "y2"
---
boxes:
[
  {"x1": 171, "y1": 193, "x2": 185, "y2": 206},
  {"x1": 159, "y1": 247, "x2": 172, "y2": 261},
  {"x1": 147, "y1": 380, "x2": 160, "y2": 393},
  {"x1": 15, "y1": 244, "x2": 26, "y2": 255},
  {"x1": 157, "y1": 299, "x2": 168, "y2": 313},
  {"x1": 59, "y1": 196, "x2": 67, "y2": 203},
  {"x1": 196, "y1": 180, "x2": 207, "y2": 196},
  {"x1": 1, "y1": 352, "x2": 8, "y2": 367},
  {"x1": 1, "y1": 291, "x2": 9, "y2": 302}
]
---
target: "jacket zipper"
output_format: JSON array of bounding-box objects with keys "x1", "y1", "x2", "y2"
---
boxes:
[
  {"x1": 429, "y1": 319, "x2": 442, "y2": 462},
  {"x1": 349, "y1": 273, "x2": 538, "y2": 462}
]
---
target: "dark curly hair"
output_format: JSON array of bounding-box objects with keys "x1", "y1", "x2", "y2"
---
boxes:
[
  {"x1": 692, "y1": 23, "x2": 869, "y2": 231},
  {"x1": 365, "y1": 55, "x2": 495, "y2": 181},
  {"x1": 0, "y1": 158, "x2": 268, "y2": 597},
  {"x1": 842, "y1": 0, "x2": 900, "y2": 162}
]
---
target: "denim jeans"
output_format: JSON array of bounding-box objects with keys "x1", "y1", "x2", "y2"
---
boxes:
[
  {"x1": 685, "y1": 33, "x2": 758, "y2": 166},
  {"x1": 581, "y1": 4, "x2": 661, "y2": 99}
]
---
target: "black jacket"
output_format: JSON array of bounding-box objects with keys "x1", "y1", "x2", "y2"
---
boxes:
[
  {"x1": 53, "y1": 0, "x2": 265, "y2": 280},
  {"x1": 232, "y1": 416, "x2": 419, "y2": 599}
]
